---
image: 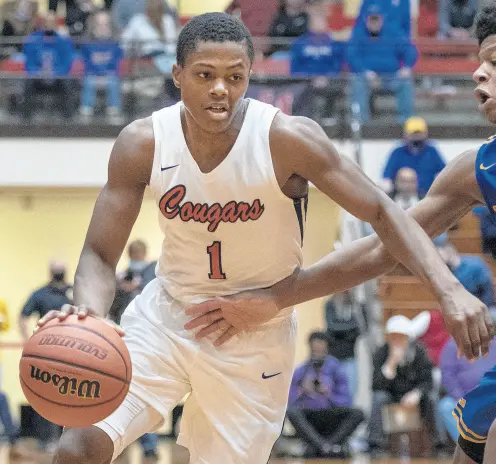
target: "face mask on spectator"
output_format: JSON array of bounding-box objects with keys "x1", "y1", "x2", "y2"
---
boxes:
[
  {"x1": 129, "y1": 260, "x2": 148, "y2": 272},
  {"x1": 52, "y1": 272, "x2": 66, "y2": 282}
]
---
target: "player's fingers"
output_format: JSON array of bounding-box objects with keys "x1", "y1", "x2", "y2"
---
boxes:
[
  {"x1": 58, "y1": 304, "x2": 76, "y2": 320},
  {"x1": 214, "y1": 326, "x2": 239, "y2": 347},
  {"x1": 184, "y1": 309, "x2": 222, "y2": 330},
  {"x1": 467, "y1": 313, "x2": 482, "y2": 360},
  {"x1": 105, "y1": 319, "x2": 125, "y2": 337},
  {"x1": 478, "y1": 311, "x2": 491, "y2": 358},
  {"x1": 456, "y1": 322, "x2": 475, "y2": 362},
  {"x1": 185, "y1": 300, "x2": 221, "y2": 317},
  {"x1": 77, "y1": 305, "x2": 89, "y2": 318},
  {"x1": 37, "y1": 310, "x2": 59, "y2": 327},
  {"x1": 484, "y1": 310, "x2": 494, "y2": 357},
  {"x1": 195, "y1": 319, "x2": 228, "y2": 340}
]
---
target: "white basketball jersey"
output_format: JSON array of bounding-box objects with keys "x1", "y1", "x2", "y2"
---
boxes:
[{"x1": 149, "y1": 99, "x2": 305, "y2": 304}]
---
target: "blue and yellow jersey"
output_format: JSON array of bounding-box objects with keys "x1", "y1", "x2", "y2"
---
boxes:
[{"x1": 475, "y1": 134, "x2": 496, "y2": 214}]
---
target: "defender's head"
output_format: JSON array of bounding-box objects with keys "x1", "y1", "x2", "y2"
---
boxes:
[
  {"x1": 473, "y1": 5, "x2": 496, "y2": 123},
  {"x1": 173, "y1": 13, "x2": 254, "y2": 134}
]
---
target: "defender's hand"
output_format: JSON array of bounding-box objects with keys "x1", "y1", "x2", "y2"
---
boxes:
[
  {"x1": 35, "y1": 304, "x2": 125, "y2": 337},
  {"x1": 441, "y1": 289, "x2": 493, "y2": 361},
  {"x1": 184, "y1": 289, "x2": 281, "y2": 346}
]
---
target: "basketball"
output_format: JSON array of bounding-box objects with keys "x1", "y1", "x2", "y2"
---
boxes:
[{"x1": 19, "y1": 314, "x2": 132, "y2": 428}]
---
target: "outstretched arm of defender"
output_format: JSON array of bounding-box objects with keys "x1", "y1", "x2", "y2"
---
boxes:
[
  {"x1": 37, "y1": 119, "x2": 154, "y2": 330},
  {"x1": 186, "y1": 122, "x2": 492, "y2": 359}
]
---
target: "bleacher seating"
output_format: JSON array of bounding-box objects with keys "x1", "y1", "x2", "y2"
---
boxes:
[{"x1": 378, "y1": 212, "x2": 495, "y2": 323}]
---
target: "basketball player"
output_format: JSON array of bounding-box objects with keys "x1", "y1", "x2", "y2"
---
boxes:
[
  {"x1": 39, "y1": 12, "x2": 490, "y2": 464},
  {"x1": 185, "y1": 7, "x2": 496, "y2": 464}
]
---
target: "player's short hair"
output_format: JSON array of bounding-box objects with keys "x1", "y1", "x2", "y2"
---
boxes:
[
  {"x1": 476, "y1": 4, "x2": 496, "y2": 45},
  {"x1": 176, "y1": 12, "x2": 254, "y2": 67},
  {"x1": 308, "y1": 331, "x2": 329, "y2": 344}
]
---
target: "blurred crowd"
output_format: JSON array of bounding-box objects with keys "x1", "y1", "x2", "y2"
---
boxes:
[{"x1": 0, "y1": 0, "x2": 485, "y2": 124}]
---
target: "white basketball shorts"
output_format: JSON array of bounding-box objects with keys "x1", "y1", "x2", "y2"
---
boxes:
[{"x1": 94, "y1": 279, "x2": 297, "y2": 463}]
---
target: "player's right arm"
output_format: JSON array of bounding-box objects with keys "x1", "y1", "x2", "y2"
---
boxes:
[{"x1": 37, "y1": 118, "x2": 155, "y2": 330}]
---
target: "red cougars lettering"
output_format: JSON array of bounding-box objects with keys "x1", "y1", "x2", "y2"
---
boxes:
[{"x1": 159, "y1": 185, "x2": 265, "y2": 232}]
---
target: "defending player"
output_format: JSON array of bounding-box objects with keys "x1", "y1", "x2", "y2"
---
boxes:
[
  {"x1": 187, "y1": 7, "x2": 496, "y2": 464},
  {"x1": 41, "y1": 12, "x2": 489, "y2": 464}
]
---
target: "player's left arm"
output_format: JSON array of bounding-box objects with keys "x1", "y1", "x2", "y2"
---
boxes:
[{"x1": 271, "y1": 115, "x2": 461, "y2": 300}]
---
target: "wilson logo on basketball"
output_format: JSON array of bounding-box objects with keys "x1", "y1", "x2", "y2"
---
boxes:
[
  {"x1": 39, "y1": 335, "x2": 108, "y2": 361},
  {"x1": 159, "y1": 185, "x2": 265, "y2": 232},
  {"x1": 30, "y1": 365, "x2": 102, "y2": 399}
]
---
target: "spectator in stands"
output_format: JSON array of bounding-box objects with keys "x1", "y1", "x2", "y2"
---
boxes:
[
  {"x1": 287, "y1": 332, "x2": 364, "y2": 459},
  {"x1": 382, "y1": 117, "x2": 446, "y2": 197},
  {"x1": 368, "y1": 315, "x2": 442, "y2": 456},
  {"x1": 346, "y1": 5, "x2": 417, "y2": 123},
  {"x1": 473, "y1": 205, "x2": 496, "y2": 260},
  {"x1": 266, "y1": 0, "x2": 309, "y2": 57},
  {"x1": 355, "y1": 0, "x2": 411, "y2": 37},
  {"x1": 392, "y1": 167, "x2": 419, "y2": 209},
  {"x1": 48, "y1": 0, "x2": 96, "y2": 38},
  {"x1": 439, "y1": 336, "x2": 496, "y2": 440},
  {"x1": 225, "y1": 0, "x2": 279, "y2": 37},
  {"x1": 108, "y1": 240, "x2": 159, "y2": 460},
  {"x1": 324, "y1": 290, "x2": 362, "y2": 401},
  {"x1": 22, "y1": 14, "x2": 75, "y2": 120},
  {"x1": 18, "y1": 260, "x2": 72, "y2": 452},
  {"x1": 1, "y1": 0, "x2": 38, "y2": 57},
  {"x1": 290, "y1": 1, "x2": 344, "y2": 76},
  {"x1": 438, "y1": 0, "x2": 477, "y2": 40},
  {"x1": 122, "y1": 0, "x2": 176, "y2": 75},
  {"x1": 113, "y1": 0, "x2": 177, "y2": 33},
  {"x1": 80, "y1": 10, "x2": 123, "y2": 123},
  {"x1": 434, "y1": 233, "x2": 494, "y2": 308}
]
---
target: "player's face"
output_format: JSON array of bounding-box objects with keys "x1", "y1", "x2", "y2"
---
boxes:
[
  {"x1": 173, "y1": 41, "x2": 251, "y2": 134},
  {"x1": 474, "y1": 35, "x2": 496, "y2": 123}
]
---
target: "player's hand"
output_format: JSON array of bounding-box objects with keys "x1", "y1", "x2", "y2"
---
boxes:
[
  {"x1": 35, "y1": 304, "x2": 125, "y2": 337},
  {"x1": 184, "y1": 288, "x2": 281, "y2": 346},
  {"x1": 441, "y1": 288, "x2": 493, "y2": 361},
  {"x1": 401, "y1": 390, "x2": 421, "y2": 408}
]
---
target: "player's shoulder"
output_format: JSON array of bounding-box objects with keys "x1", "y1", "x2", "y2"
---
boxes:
[{"x1": 270, "y1": 113, "x2": 328, "y2": 150}]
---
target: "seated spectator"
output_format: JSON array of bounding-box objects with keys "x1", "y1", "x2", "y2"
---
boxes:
[
  {"x1": 355, "y1": 0, "x2": 412, "y2": 37},
  {"x1": 290, "y1": 1, "x2": 344, "y2": 76},
  {"x1": 266, "y1": 0, "x2": 309, "y2": 57},
  {"x1": 112, "y1": 0, "x2": 176, "y2": 32},
  {"x1": 324, "y1": 290, "x2": 362, "y2": 401},
  {"x1": 382, "y1": 117, "x2": 446, "y2": 197},
  {"x1": 368, "y1": 315, "x2": 443, "y2": 456},
  {"x1": 122, "y1": 0, "x2": 176, "y2": 58},
  {"x1": 473, "y1": 205, "x2": 496, "y2": 260},
  {"x1": 438, "y1": 0, "x2": 477, "y2": 40},
  {"x1": 346, "y1": 5, "x2": 418, "y2": 123},
  {"x1": 1, "y1": 0, "x2": 38, "y2": 57},
  {"x1": 287, "y1": 332, "x2": 364, "y2": 459},
  {"x1": 392, "y1": 167, "x2": 419, "y2": 209},
  {"x1": 439, "y1": 336, "x2": 496, "y2": 441},
  {"x1": 225, "y1": 0, "x2": 279, "y2": 37},
  {"x1": 48, "y1": 0, "x2": 95, "y2": 38},
  {"x1": 22, "y1": 14, "x2": 75, "y2": 120},
  {"x1": 434, "y1": 233, "x2": 494, "y2": 308},
  {"x1": 411, "y1": 311, "x2": 450, "y2": 367},
  {"x1": 80, "y1": 10, "x2": 123, "y2": 123}
]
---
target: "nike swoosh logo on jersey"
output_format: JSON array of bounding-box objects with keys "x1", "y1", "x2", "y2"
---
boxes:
[
  {"x1": 262, "y1": 372, "x2": 282, "y2": 380},
  {"x1": 480, "y1": 162, "x2": 496, "y2": 171},
  {"x1": 161, "y1": 164, "x2": 180, "y2": 172}
]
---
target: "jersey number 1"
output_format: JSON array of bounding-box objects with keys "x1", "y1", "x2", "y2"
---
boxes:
[{"x1": 207, "y1": 241, "x2": 226, "y2": 280}]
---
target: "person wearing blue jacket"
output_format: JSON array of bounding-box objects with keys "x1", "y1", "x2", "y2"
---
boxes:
[
  {"x1": 80, "y1": 10, "x2": 123, "y2": 122},
  {"x1": 355, "y1": 0, "x2": 411, "y2": 37},
  {"x1": 346, "y1": 5, "x2": 418, "y2": 123},
  {"x1": 22, "y1": 14, "x2": 74, "y2": 119}
]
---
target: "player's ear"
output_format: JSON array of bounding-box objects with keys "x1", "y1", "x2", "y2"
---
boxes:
[
  {"x1": 172, "y1": 64, "x2": 181, "y2": 89},
  {"x1": 249, "y1": 69, "x2": 253, "y2": 78}
]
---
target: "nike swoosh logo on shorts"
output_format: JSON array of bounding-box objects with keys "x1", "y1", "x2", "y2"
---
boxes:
[
  {"x1": 480, "y1": 162, "x2": 496, "y2": 170},
  {"x1": 161, "y1": 164, "x2": 180, "y2": 172},
  {"x1": 262, "y1": 372, "x2": 282, "y2": 380}
]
